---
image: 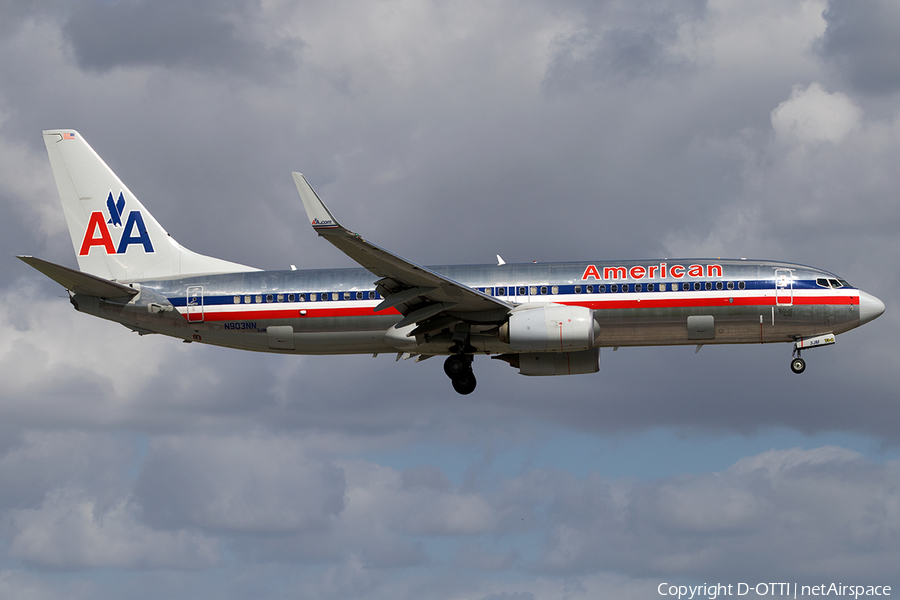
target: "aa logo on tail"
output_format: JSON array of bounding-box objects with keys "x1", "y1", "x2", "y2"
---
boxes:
[{"x1": 79, "y1": 191, "x2": 155, "y2": 256}]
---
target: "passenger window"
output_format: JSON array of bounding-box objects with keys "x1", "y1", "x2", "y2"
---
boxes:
[
  {"x1": 530, "y1": 286, "x2": 538, "y2": 295},
  {"x1": 738, "y1": 281, "x2": 746, "y2": 290},
  {"x1": 574, "y1": 285, "x2": 581, "y2": 294},
  {"x1": 635, "y1": 283, "x2": 642, "y2": 292},
  {"x1": 716, "y1": 282, "x2": 723, "y2": 290},
  {"x1": 727, "y1": 281, "x2": 734, "y2": 290},
  {"x1": 244, "y1": 296, "x2": 251, "y2": 304},
  {"x1": 266, "y1": 294, "x2": 273, "y2": 302},
  {"x1": 497, "y1": 287, "x2": 506, "y2": 296},
  {"x1": 288, "y1": 294, "x2": 295, "y2": 302},
  {"x1": 705, "y1": 282, "x2": 712, "y2": 291},
  {"x1": 588, "y1": 285, "x2": 595, "y2": 293},
  {"x1": 611, "y1": 284, "x2": 618, "y2": 293},
  {"x1": 648, "y1": 283, "x2": 655, "y2": 291},
  {"x1": 683, "y1": 283, "x2": 689, "y2": 291},
  {"x1": 621, "y1": 284, "x2": 629, "y2": 293},
  {"x1": 540, "y1": 286, "x2": 547, "y2": 295},
  {"x1": 369, "y1": 291, "x2": 376, "y2": 299},
  {"x1": 256, "y1": 295, "x2": 263, "y2": 303},
  {"x1": 551, "y1": 286, "x2": 559, "y2": 294},
  {"x1": 234, "y1": 296, "x2": 241, "y2": 304},
  {"x1": 277, "y1": 294, "x2": 284, "y2": 302}
]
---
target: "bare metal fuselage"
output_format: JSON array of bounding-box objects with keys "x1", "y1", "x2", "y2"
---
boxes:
[{"x1": 76, "y1": 258, "x2": 864, "y2": 356}]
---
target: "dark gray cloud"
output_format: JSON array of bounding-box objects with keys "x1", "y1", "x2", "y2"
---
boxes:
[
  {"x1": 543, "y1": 0, "x2": 707, "y2": 91},
  {"x1": 62, "y1": 0, "x2": 299, "y2": 76},
  {"x1": 819, "y1": 0, "x2": 900, "y2": 95}
]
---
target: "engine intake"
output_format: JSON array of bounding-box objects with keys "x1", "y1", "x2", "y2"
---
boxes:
[{"x1": 499, "y1": 305, "x2": 597, "y2": 352}]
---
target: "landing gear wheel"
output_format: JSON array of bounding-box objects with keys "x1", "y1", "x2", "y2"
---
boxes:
[
  {"x1": 790, "y1": 357, "x2": 806, "y2": 374},
  {"x1": 444, "y1": 355, "x2": 468, "y2": 378},
  {"x1": 451, "y1": 372, "x2": 477, "y2": 395}
]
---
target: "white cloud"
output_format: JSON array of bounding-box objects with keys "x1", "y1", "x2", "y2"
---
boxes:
[
  {"x1": 0, "y1": 284, "x2": 184, "y2": 409},
  {"x1": 339, "y1": 459, "x2": 499, "y2": 537},
  {"x1": 534, "y1": 447, "x2": 900, "y2": 578},
  {"x1": 771, "y1": 82, "x2": 863, "y2": 145},
  {"x1": 9, "y1": 487, "x2": 218, "y2": 569}
]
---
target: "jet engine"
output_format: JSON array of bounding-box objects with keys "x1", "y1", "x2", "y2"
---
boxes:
[{"x1": 499, "y1": 305, "x2": 597, "y2": 352}]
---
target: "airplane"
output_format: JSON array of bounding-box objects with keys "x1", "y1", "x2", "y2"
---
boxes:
[{"x1": 18, "y1": 129, "x2": 885, "y2": 394}]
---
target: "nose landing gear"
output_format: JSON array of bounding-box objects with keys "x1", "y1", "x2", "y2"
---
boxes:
[
  {"x1": 790, "y1": 332, "x2": 836, "y2": 374},
  {"x1": 444, "y1": 354, "x2": 476, "y2": 394}
]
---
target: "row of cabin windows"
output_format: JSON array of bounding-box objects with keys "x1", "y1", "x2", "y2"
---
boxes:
[
  {"x1": 486, "y1": 281, "x2": 746, "y2": 296},
  {"x1": 233, "y1": 291, "x2": 378, "y2": 304},
  {"x1": 232, "y1": 282, "x2": 751, "y2": 304}
]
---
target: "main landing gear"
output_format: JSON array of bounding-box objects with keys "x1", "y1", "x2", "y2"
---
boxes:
[{"x1": 444, "y1": 353, "x2": 476, "y2": 395}]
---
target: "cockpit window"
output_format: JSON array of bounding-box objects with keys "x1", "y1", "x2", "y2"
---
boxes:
[{"x1": 817, "y1": 277, "x2": 852, "y2": 289}]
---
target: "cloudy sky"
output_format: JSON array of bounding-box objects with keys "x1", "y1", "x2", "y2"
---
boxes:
[{"x1": 2, "y1": 0, "x2": 900, "y2": 598}]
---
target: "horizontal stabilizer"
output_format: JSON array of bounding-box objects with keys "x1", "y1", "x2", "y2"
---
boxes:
[{"x1": 17, "y1": 255, "x2": 139, "y2": 298}]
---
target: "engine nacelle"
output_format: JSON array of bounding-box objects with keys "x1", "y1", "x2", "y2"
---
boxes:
[
  {"x1": 495, "y1": 348, "x2": 600, "y2": 376},
  {"x1": 499, "y1": 305, "x2": 596, "y2": 352}
]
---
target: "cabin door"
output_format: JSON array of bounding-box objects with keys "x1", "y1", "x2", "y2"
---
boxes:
[
  {"x1": 187, "y1": 286, "x2": 204, "y2": 322},
  {"x1": 775, "y1": 269, "x2": 793, "y2": 306}
]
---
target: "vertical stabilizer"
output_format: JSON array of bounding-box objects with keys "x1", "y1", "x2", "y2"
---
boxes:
[{"x1": 42, "y1": 129, "x2": 259, "y2": 281}]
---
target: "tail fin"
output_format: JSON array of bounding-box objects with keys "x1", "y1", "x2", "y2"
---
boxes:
[{"x1": 42, "y1": 129, "x2": 259, "y2": 281}]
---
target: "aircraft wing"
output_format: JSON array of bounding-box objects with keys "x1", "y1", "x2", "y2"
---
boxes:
[
  {"x1": 293, "y1": 173, "x2": 512, "y2": 332},
  {"x1": 18, "y1": 255, "x2": 139, "y2": 298}
]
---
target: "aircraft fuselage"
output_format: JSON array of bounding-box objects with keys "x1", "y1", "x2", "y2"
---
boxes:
[{"x1": 77, "y1": 258, "x2": 868, "y2": 356}]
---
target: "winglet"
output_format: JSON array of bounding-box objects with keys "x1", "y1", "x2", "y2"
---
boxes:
[{"x1": 292, "y1": 173, "x2": 341, "y2": 234}]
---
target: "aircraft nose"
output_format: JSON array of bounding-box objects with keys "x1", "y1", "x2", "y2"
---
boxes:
[{"x1": 859, "y1": 290, "x2": 885, "y2": 325}]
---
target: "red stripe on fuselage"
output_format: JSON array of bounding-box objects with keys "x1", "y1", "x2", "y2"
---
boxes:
[
  {"x1": 570, "y1": 294, "x2": 857, "y2": 311},
  {"x1": 177, "y1": 293, "x2": 857, "y2": 322},
  {"x1": 180, "y1": 306, "x2": 401, "y2": 322}
]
